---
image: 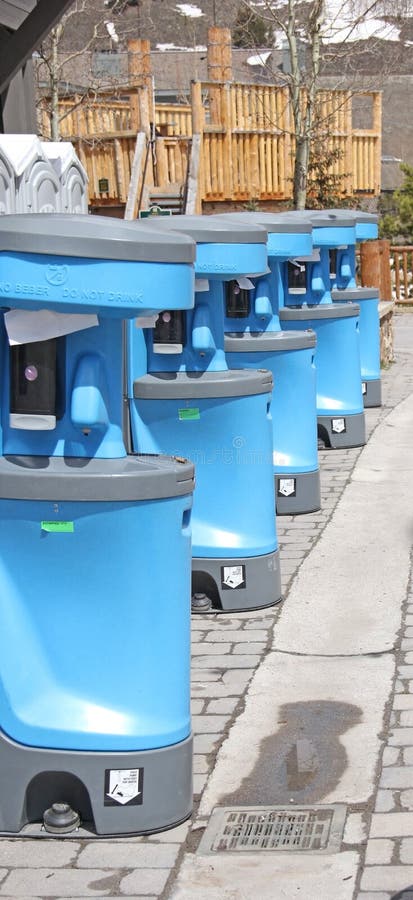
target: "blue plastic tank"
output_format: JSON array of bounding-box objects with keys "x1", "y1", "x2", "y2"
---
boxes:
[
  {"x1": 215, "y1": 211, "x2": 320, "y2": 515},
  {"x1": 0, "y1": 214, "x2": 196, "y2": 837},
  {"x1": 321, "y1": 209, "x2": 381, "y2": 408},
  {"x1": 276, "y1": 210, "x2": 365, "y2": 449},
  {"x1": 127, "y1": 215, "x2": 281, "y2": 614}
]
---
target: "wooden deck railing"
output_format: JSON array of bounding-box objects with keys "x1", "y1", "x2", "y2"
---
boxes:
[
  {"x1": 390, "y1": 246, "x2": 413, "y2": 304},
  {"x1": 38, "y1": 83, "x2": 382, "y2": 209}
]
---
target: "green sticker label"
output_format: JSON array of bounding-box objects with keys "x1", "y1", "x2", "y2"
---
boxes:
[
  {"x1": 41, "y1": 521, "x2": 74, "y2": 533},
  {"x1": 178, "y1": 408, "x2": 200, "y2": 421}
]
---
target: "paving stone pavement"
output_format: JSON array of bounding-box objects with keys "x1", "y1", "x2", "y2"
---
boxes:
[{"x1": 0, "y1": 311, "x2": 412, "y2": 899}]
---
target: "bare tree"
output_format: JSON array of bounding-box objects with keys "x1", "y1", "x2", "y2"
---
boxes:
[
  {"x1": 236, "y1": 0, "x2": 406, "y2": 206},
  {"x1": 36, "y1": 0, "x2": 137, "y2": 140}
]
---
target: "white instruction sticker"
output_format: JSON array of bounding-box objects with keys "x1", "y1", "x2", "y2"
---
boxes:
[
  {"x1": 5, "y1": 309, "x2": 98, "y2": 345},
  {"x1": 221, "y1": 565, "x2": 246, "y2": 590},
  {"x1": 104, "y1": 768, "x2": 143, "y2": 806},
  {"x1": 278, "y1": 478, "x2": 296, "y2": 498},
  {"x1": 331, "y1": 417, "x2": 346, "y2": 434}
]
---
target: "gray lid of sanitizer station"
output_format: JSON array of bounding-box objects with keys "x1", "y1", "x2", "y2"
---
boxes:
[
  {"x1": 134, "y1": 368, "x2": 273, "y2": 399},
  {"x1": 0, "y1": 214, "x2": 196, "y2": 263},
  {"x1": 225, "y1": 329, "x2": 316, "y2": 352},
  {"x1": 275, "y1": 209, "x2": 354, "y2": 229},
  {"x1": 134, "y1": 214, "x2": 267, "y2": 244},
  {"x1": 315, "y1": 209, "x2": 379, "y2": 227},
  {"x1": 280, "y1": 302, "x2": 360, "y2": 320},
  {"x1": 0, "y1": 454, "x2": 195, "y2": 501},
  {"x1": 216, "y1": 211, "x2": 313, "y2": 235},
  {"x1": 331, "y1": 287, "x2": 378, "y2": 301}
]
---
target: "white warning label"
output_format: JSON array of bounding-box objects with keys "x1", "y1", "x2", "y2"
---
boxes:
[
  {"x1": 331, "y1": 417, "x2": 346, "y2": 434},
  {"x1": 221, "y1": 565, "x2": 246, "y2": 590},
  {"x1": 362, "y1": 382, "x2": 367, "y2": 395},
  {"x1": 104, "y1": 768, "x2": 143, "y2": 806},
  {"x1": 278, "y1": 478, "x2": 296, "y2": 498}
]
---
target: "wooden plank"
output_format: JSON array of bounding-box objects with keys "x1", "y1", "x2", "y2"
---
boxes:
[
  {"x1": 243, "y1": 86, "x2": 250, "y2": 131},
  {"x1": 250, "y1": 133, "x2": 260, "y2": 199},
  {"x1": 259, "y1": 134, "x2": 266, "y2": 197},
  {"x1": 114, "y1": 138, "x2": 126, "y2": 203},
  {"x1": 238, "y1": 134, "x2": 245, "y2": 194},
  {"x1": 185, "y1": 134, "x2": 201, "y2": 214},
  {"x1": 128, "y1": 39, "x2": 143, "y2": 131},
  {"x1": 265, "y1": 135, "x2": 272, "y2": 195},
  {"x1": 394, "y1": 250, "x2": 401, "y2": 299},
  {"x1": 191, "y1": 82, "x2": 204, "y2": 133},
  {"x1": 198, "y1": 134, "x2": 205, "y2": 208},
  {"x1": 207, "y1": 26, "x2": 224, "y2": 82},
  {"x1": 216, "y1": 134, "x2": 224, "y2": 195},
  {"x1": 124, "y1": 132, "x2": 147, "y2": 220},
  {"x1": 373, "y1": 93, "x2": 382, "y2": 193},
  {"x1": 210, "y1": 133, "x2": 218, "y2": 195},
  {"x1": 204, "y1": 136, "x2": 212, "y2": 196},
  {"x1": 155, "y1": 137, "x2": 168, "y2": 187},
  {"x1": 221, "y1": 83, "x2": 233, "y2": 199},
  {"x1": 344, "y1": 92, "x2": 353, "y2": 196},
  {"x1": 271, "y1": 135, "x2": 279, "y2": 194},
  {"x1": 221, "y1": 28, "x2": 232, "y2": 81},
  {"x1": 139, "y1": 86, "x2": 151, "y2": 138}
]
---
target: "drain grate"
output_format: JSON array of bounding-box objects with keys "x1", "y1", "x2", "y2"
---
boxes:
[{"x1": 197, "y1": 804, "x2": 346, "y2": 855}]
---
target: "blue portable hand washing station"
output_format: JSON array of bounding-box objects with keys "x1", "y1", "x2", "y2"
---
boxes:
[
  {"x1": 323, "y1": 209, "x2": 382, "y2": 408},
  {"x1": 127, "y1": 215, "x2": 281, "y2": 614},
  {"x1": 219, "y1": 211, "x2": 320, "y2": 516},
  {"x1": 0, "y1": 214, "x2": 196, "y2": 837},
  {"x1": 324, "y1": 209, "x2": 378, "y2": 289},
  {"x1": 277, "y1": 210, "x2": 365, "y2": 450}
]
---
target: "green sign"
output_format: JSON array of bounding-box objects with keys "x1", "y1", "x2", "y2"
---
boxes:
[
  {"x1": 41, "y1": 521, "x2": 74, "y2": 533},
  {"x1": 98, "y1": 178, "x2": 109, "y2": 193},
  {"x1": 139, "y1": 206, "x2": 172, "y2": 218},
  {"x1": 178, "y1": 408, "x2": 200, "y2": 421}
]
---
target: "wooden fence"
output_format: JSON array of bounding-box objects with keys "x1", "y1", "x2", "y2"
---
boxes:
[
  {"x1": 390, "y1": 246, "x2": 413, "y2": 303},
  {"x1": 38, "y1": 82, "x2": 382, "y2": 209}
]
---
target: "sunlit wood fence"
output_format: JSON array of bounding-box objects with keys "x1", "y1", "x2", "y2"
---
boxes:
[
  {"x1": 390, "y1": 246, "x2": 413, "y2": 303},
  {"x1": 38, "y1": 82, "x2": 382, "y2": 211}
]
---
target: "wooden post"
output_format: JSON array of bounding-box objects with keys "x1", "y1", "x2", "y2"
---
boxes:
[
  {"x1": 128, "y1": 39, "x2": 153, "y2": 131},
  {"x1": 360, "y1": 240, "x2": 380, "y2": 291},
  {"x1": 372, "y1": 91, "x2": 382, "y2": 195},
  {"x1": 189, "y1": 81, "x2": 205, "y2": 211},
  {"x1": 221, "y1": 28, "x2": 232, "y2": 81},
  {"x1": 345, "y1": 91, "x2": 353, "y2": 197},
  {"x1": 379, "y1": 239, "x2": 392, "y2": 301},
  {"x1": 208, "y1": 27, "x2": 232, "y2": 127},
  {"x1": 221, "y1": 82, "x2": 233, "y2": 199},
  {"x1": 360, "y1": 238, "x2": 391, "y2": 301},
  {"x1": 124, "y1": 132, "x2": 147, "y2": 220},
  {"x1": 191, "y1": 81, "x2": 204, "y2": 133},
  {"x1": 207, "y1": 26, "x2": 232, "y2": 82},
  {"x1": 138, "y1": 86, "x2": 151, "y2": 139},
  {"x1": 128, "y1": 39, "x2": 141, "y2": 132}
]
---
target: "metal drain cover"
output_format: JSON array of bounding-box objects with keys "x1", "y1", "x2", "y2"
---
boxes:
[{"x1": 197, "y1": 804, "x2": 346, "y2": 855}]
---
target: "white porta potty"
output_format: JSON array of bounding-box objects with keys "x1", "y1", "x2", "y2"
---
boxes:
[
  {"x1": 42, "y1": 142, "x2": 88, "y2": 214},
  {"x1": 0, "y1": 135, "x2": 60, "y2": 213}
]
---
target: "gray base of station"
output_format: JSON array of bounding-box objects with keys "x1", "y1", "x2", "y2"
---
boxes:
[
  {"x1": 317, "y1": 411, "x2": 366, "y2": 450},
  {"x1": 0, "y1": 729, "x2": 192, "y2": 837},
  {"x1": 275, "y1": 469, "x2": 321, "y2": 516},
  {"x1": 363, "y1": 377, "x2": 382, "y2": 408},
  {"x1": 192, "y1": 549, "x2": 282, "y2": 613}
]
